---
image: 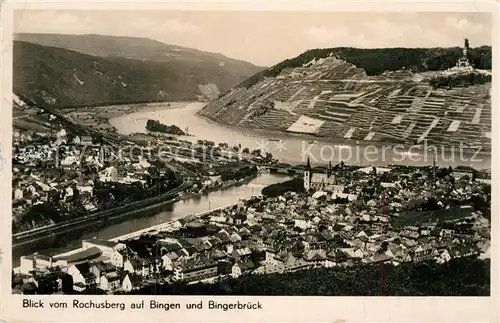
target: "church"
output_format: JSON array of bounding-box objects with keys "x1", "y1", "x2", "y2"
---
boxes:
[{"x1": 303, "y1": 158, "x2": 337, "y2": 191}]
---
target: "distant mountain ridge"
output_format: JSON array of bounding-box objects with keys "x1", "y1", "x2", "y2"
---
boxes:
[
  {"x1": 13, "y1": 33, "x2": 265, "y2": 107},
  {"x1": 15, "y1": 33, "x2": 264, "y2": 78},
  {"x1": 238, "y1": 46, "x2": 492, "y2": 89}
]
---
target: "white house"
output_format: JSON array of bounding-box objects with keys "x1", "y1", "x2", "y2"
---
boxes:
[
  {"x1": 26, "y1": 184, "x2": 37, "y2": 195},
  {"x1": 121, "y1": 274, "x2": 141, "y2": 292},
  {"x1": 231, "y1": 263, "x2": 243, "y2": 278},
  {"x1": 64, "y1": 187, "x2": 74, "y2": 199},
  {"x1": 57, "y1": 128, "x2": 67, "y2": 138},
  {"x1": 124, "y1": 257, "x2": 151, "y2": 276},
  {"x1": 436, "y1": 249, "x2": 452, "y2": 264},
  {"x1": 67, "y1": 264, "x2": 86, "y2": 286},
  {"x1": 67, "y1": 263, "x2": 96, "y2": 289},
  {"x1": 19, "y1": 254, "x2": 53, "y2": 275},
  {"x1": 160, "y1": 255, "x2": 173, "y2": 271},
  {"x1": 61, "y1": 156, "x2": 79, "y2": 167},
  {"x1": 77, "y1": 185, "x2": 94, "y2": 197},
  {"x1": 100, "y1": 271, "x2": 122, "y2": 292},
  {"x1": 14, "y1": 188, "x2": 24, "y2": 200},
  {"x1": 304, "y1": 171, "x2": 337, "y2": 191},
  {"x1": 101, "y1": 166, "x2": 118, "y2": 182},
  {"x1": 109, "y1": 250, "x2": 125, "y2": 268}
]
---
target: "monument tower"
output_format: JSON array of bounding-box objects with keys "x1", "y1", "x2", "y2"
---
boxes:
[{"x1": 455, "y1": 38, "x2": 473, "y2": 71}]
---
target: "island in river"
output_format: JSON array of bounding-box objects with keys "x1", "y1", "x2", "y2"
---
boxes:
[{"x1": 146, "y1": 119, "x2": 186, "y2": 135}]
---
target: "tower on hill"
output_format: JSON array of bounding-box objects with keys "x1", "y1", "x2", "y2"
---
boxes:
[{"x1": 454, "y1": 38, "x2": 473, "y2": 71}]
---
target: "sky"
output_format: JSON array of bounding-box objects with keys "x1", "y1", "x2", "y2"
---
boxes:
[{"x1": 13, "y1": 10, "x2": 492, "y2": 66}]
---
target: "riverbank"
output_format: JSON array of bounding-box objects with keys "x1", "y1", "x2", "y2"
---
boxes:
[
  {"x1": 196, "y1": 111, "x2": 492, "y2": 157},
  {"x1": 12, "y1": 173, "x2": 258, "y2": 249},
  {"x1": 12, "y1": 173, "x2": 288, "y2": 266},
  {"x1": 51, "y1": 201, "x2": 242, "y2": 261},
  {"x1": 12, "y1": 180, "x2": 187, "y2": 239}
]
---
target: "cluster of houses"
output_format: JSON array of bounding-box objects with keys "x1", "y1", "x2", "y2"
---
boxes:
[
  {"x1": 13, "y1": 162, "x2": 491, "y2": 294},
  {"x1": 12, "y1": 126, "x2": 258, "y2": 233},
  {"x1": 12, "y1": 127, "x2": 177, "y2": 232}
]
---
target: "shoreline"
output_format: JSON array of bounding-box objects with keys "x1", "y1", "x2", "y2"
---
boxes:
[
  {"x1": 196, "y1": 111, "x2": 492, "y2": 157},
  {"x1": 13, "y1": 174, "x2": 261, "y2": 267},
  {"x1": 52, "y1": 201, "x2": 241, "y2": 260},
  {"x1": 104, "y1": 101, "x2": 491, "y2": 158}
]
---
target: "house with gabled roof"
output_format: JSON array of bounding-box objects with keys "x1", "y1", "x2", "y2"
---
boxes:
[
  {"x1": 231, "y1": 258, "x2": 256, "y2": 278},
  {"x1": 121, "y1": 273, "x2": 141, "y2": 293},
  {"x1": 124, "y1": 257, "x2": 151, "y2": 276},
  {"x1": 365, "y1": 252, "x2": 393, "y2": 264},
  {"x1": 100, "y1": 271, "x2": 123, "y2": 292},
  {"x1": 67, "y1": 262, "x2": 97, "y2": 291},
  {"x1": 303, "y1": 249, "x2": 328, "y2": 262},
  {"x1": 90, "y1": 261, "x2": 115, "y2": 284},
  {"x1": 176, "y1": 255, "x2": 219, "y2": 282},
  {"x1": 232, "y1": 247, "x2": 252, "y2": 261}
]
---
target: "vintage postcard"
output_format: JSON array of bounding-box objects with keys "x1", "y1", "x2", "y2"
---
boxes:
[{"x1": 1, "y1": 0, "x2": 498, "y2": 322}]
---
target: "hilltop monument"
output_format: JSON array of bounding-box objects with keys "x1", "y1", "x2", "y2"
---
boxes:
[{"x1": 452, "y1": 38, "x2": 473, "y2": 72}]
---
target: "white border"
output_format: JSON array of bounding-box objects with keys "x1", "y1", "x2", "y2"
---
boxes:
[{"x1": 1, "y1": 1, "x2": 499, "y2": 322}]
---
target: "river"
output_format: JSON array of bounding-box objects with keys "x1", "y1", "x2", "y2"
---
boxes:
[
  {"x1": 109, "y1": 102, "x2": 491, "y2": 170},
  {"x1": 12, "y1": 173, "x2": 288, "y2": 266}
]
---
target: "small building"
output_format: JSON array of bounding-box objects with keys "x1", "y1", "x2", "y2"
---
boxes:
[
  {"x1": 175, "y1": 256, "x2": 219, "y2": 282},
  {"x1": 121, "y1": 273, "x2": 141, "y2": 293},
  {"x1": 67, "y1": 263, "x2": 97, "y2": 291},
  {"x1": 231, "y1": 259, "x2": 256, "y2": 278},
  {"x1": 100, "y1": 271, "x2": 122, "y2": 292},
  {"x1": 19, "y1": 253, "x2": 54, "y2": 275},
  {"x1": 82, "y1": 239, "x2": 126, "y2": 258}
]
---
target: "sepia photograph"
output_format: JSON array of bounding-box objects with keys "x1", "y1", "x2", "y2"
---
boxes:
[{"x1": 1, "y1": 3, "x2": 497, "y2": 320}]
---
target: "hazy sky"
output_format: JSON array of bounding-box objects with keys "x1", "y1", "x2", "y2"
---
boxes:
[{"x1": 14, "y1": 10, "x2": 492, "y2": 66}]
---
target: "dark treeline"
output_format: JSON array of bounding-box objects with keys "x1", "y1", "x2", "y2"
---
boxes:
[
  {"x1": 429, "y1": 72, "x2": 492, "y2": 88},
  {"x1": 240, "y1": 46, "x2": 492, "y2": 89},
  {"x1": 129, "y1": 258, "x2": 489, "y2": 296}
]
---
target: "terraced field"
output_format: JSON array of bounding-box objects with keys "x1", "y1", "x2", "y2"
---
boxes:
[{"x1": 200, "y1": 56, "x2": 491, "y2": 151}]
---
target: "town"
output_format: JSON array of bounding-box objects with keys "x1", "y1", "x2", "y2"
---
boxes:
[
  {"x1": 9, "y1": 17, "x2": 492, "y2": 298},
  {"x1": 11, "y1": 109, "x2": 271, "y2": 237},
  {"x1": 12, "y1": 156, "x2": 491, "y2": 295}
]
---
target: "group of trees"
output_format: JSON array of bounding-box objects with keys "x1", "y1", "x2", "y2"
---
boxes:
[
  {"x1": 261, "y1": 178, "x2": 305, "y2": 197},
  {"x1": 146, "y1": 119, "x2": 185, "y2": 135},
  {"x1": 429, "y1": 72, "x2": 492, "y2": 88},
  {"x1": 219, "y1": 165, "x2": 258, "y2": 182}
]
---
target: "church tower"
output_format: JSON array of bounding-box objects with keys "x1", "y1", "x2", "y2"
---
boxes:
[{"x1": 304, "y1": 157, "x2": 312, "y2": 191}]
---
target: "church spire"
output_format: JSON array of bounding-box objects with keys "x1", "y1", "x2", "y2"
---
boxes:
[{"x1": 306, "y1": 157, "x2": 311, "y2": 170}]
